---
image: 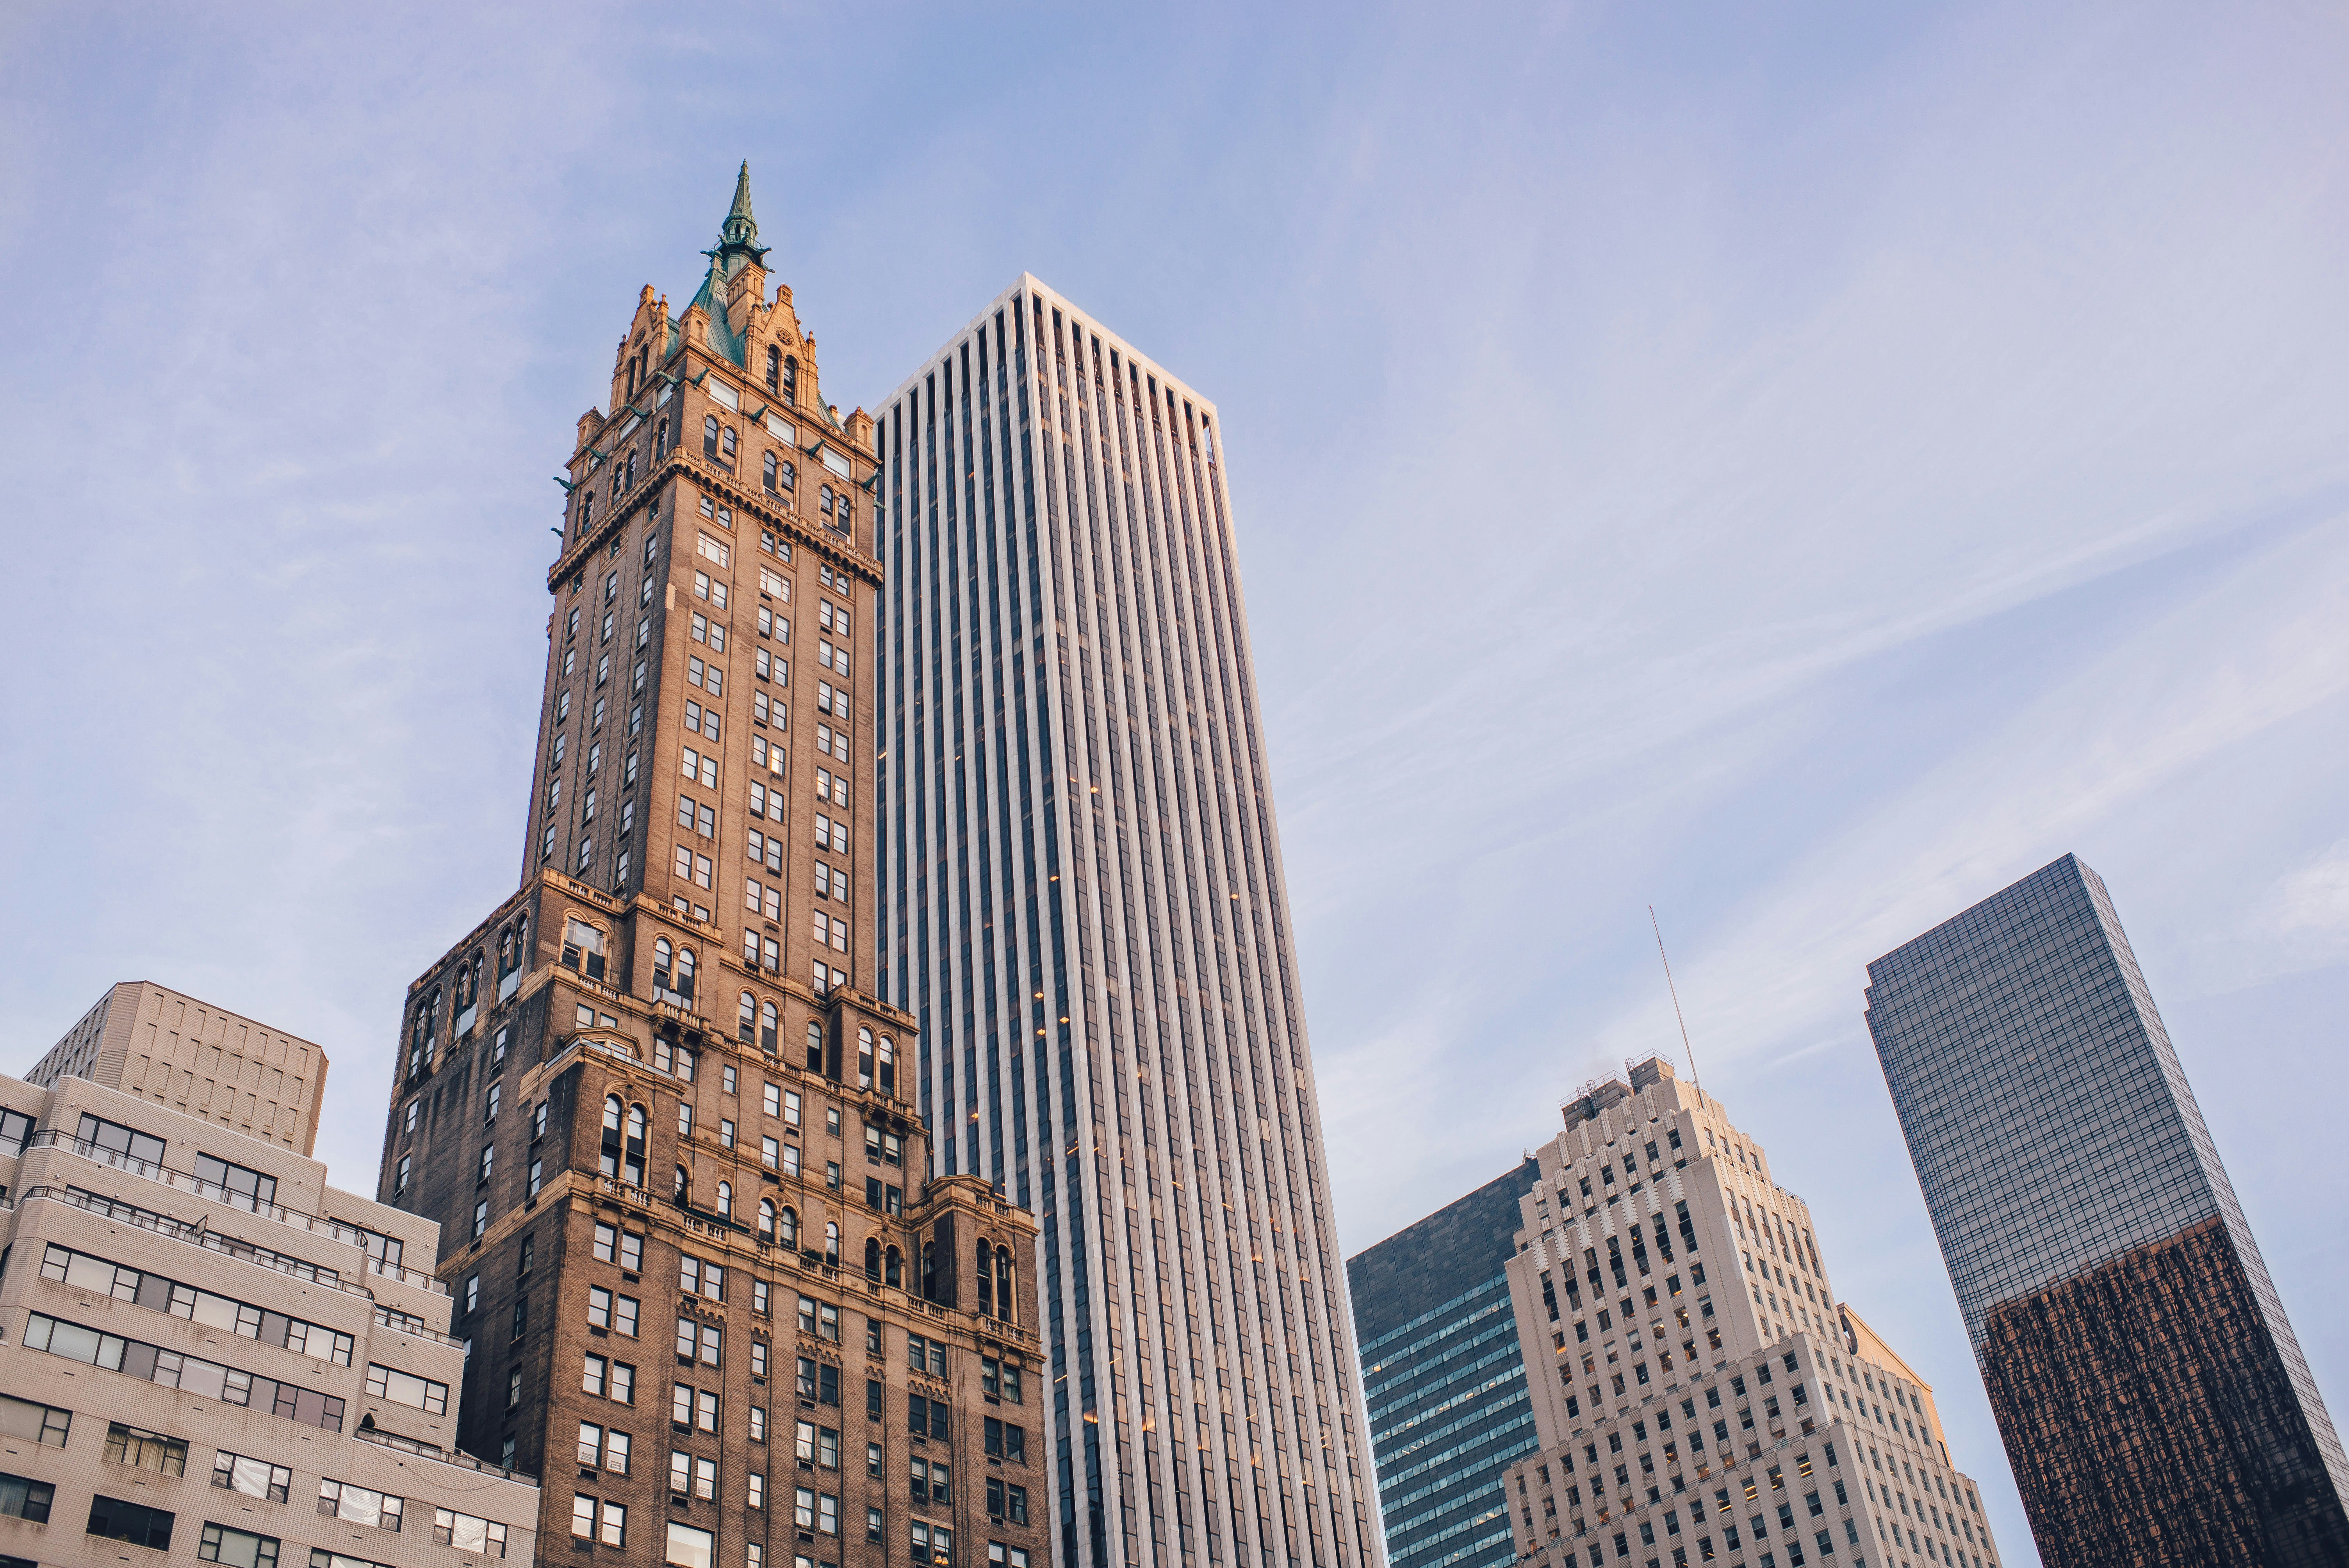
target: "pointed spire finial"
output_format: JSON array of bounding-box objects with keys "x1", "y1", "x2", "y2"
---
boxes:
[{"x1": 712, "y1": 160, "x2": 767, "y2": 270}]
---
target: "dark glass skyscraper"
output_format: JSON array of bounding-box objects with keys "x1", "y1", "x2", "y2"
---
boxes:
[
  {"x1": 1347, "y1": 1160, "x2": 1541, "y2": 1568},
  {"x1": 1866, "y1": 852, "x2": 2349, "y2": 1567}
]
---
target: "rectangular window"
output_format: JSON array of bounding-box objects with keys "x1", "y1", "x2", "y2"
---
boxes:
[
  {"x1": 364, "y1": 1364, "x2": 449, "y2": 1415},
  {"x1": 215, "y1": 1452, "x2": 293, "y2": 1502},
  {"x1": 0, "y1": 1471, "x2": 55, "y2": 1524},
  {"x1": 87, "y1": 1495, "x2": 176, "y2": 1551},
  {"x1": 315, "y1": 1480, "x2": 402, "y2": 1531},
  {"x1": 0, "y1": 1395, "x2": 71, "y2": 1450},
  {"x1": 434, "y1": 1509, "x2": 508, "y2": 1556},
  {"x1": 105, "y1": 1422, "x2": 188, "y2": 1474},
  {"x1": 198, "y1": 1523, "x2": 281, "y2": 1568}
]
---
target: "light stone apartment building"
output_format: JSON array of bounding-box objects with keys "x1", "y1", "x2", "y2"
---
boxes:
[
  {"x1": 1496, "y1": 1059, "x2": 2001, "y2": 1568},
  {"x1": 26, "y1": 983, "x2": 328, "y2": 1157},
  {"x1": 0, "y1": 1047, "x2": 537, "y2": 1568}
]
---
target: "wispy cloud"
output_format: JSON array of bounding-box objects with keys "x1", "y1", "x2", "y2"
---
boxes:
[{"x1": 4, "y1": 7, "x2": 2347, "y2": 1562}]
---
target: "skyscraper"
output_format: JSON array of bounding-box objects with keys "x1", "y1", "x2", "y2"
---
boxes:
[
  {"x1": 1866, "y1": 853, "x2": 2349, "y2": 1566},
  {"x1": 1348, "y1": 1159, "x2": 1543, "y2": 1568},
  {"x1": 374, "y1": 170, "x2": 1050, "y2": 1568},
  {"x1": 1497, "y1": 1058, "x2": 2006, "y2": 1568},
  {"x1": 875, "y1": 281, "x2": 1383, "y2": 1568}
]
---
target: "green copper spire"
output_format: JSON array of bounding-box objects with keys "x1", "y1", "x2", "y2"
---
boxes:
[{"x1": 712, "y1": 160, "x2": 768, "y2": 270}]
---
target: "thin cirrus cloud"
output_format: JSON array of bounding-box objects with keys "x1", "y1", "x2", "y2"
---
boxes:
[{"x1": 3, "y1": 7, "x2": 2347, "y2": 1564}]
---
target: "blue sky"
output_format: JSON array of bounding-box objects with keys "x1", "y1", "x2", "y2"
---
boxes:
[{"x1": 5, "y1": 4, "x2": 2346, "y2": 1560}]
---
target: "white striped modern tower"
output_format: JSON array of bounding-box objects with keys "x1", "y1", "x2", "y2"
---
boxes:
[{"x1": 874, "y1": 278, "x2": 1383, "y2": 1568}]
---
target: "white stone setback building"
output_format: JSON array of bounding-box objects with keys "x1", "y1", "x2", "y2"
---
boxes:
[
  {"x1": 1495, "y1": 1059, "x2": 2001, "y2": 1568},
  {"x1": 0, "y1": 1071, "x2": 538, "y2": 1568}
]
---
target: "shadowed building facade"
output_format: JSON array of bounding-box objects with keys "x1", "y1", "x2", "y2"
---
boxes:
[
  {"x1": 1866, "y1": 853, "x2": 2349, "y2": 1567},
  {"x1": 1347, "y1": 1159, "x2": 1542, "y2": 1568},
  {"x1": 373, "y1": 169, "x2": 1050, "y2": 1568}
]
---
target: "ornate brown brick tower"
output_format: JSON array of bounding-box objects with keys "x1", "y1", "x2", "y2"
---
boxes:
[{"x1": 376, "y1": 166, "x2": 1051, "y2": 1568}]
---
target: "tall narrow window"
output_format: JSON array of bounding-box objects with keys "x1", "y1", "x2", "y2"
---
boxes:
[
  {"x1": 763, "y1": 451, "x2": 779, "y2": 494},
  {"x1": 703, "y1": 416, "x2": 720, "y2": 458},
  {"x1": 766, "y1": 346, "x2": 782, "y2": 392},
  {"x1": 783, "y1": 358, "x2": 798, "y2": 406}
]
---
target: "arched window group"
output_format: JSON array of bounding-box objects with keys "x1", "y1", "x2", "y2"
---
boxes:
[
  {"x1": 406, "y1": 989, "x2": 439, "y2": 1079},
  {"x1": 650, "y1": 941, "x2": 696, "y2": 1005},
  {"x1": 495, "y1": 913, "x2": 527, "y2": 1003},
  {"x1": 560, "y1": 917, "x2": 607, "y2": 982},
  {"x1": 452, "y1": 959, "x2": 479, "y2": 1039},
  {"x1": 601, "y1": 1096, "x2": 647, "y2": 1187},
  {"x1": 866, "y1": 1238, "x2": 903, "y2": 1287},
  {"x1": 975, "y1": 1238, "x2": 1015, "y2": 1322}
]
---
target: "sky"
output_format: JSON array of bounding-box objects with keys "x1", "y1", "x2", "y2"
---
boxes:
[{"x1": 4, "y1": 3, "x2": 2347, "y2": 1561}]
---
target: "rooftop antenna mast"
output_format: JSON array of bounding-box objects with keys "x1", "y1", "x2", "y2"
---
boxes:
[{"x1": 1649, "y1": 905, "x2": 1702, "y2": 1094}]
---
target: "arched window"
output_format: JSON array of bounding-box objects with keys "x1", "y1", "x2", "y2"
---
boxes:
[
  {"x1": 766, "y1": 346, "x2": 782, "y2": 393},
  {"x1": 760, "y1": 1001, "x2": 779, "y2": 1054},
  {"x1": 877, "y1": 1036, "x2": 896, "y2": 1096},
  {"x1": 779, "y1": 458, "x2": 795, "y2": 492},
  {"x1": 995, "y1": 1246, "x2": 1015, "y2": 1323},
  {"x1": 805, "y1": 1020, "x2": 824, "y2": 1075},
  {"x1": 820, "y1": 485, "x2": 834, "y2": 518},
  {"x1": 406, "y1": 995, "x2": 435, "y2": 1078},
  {"x1": 823, "y1": 1222, "x2": 840, "y2": 1266},
  {"x1": 738, "y1": 992, "x2": 757, "y2": 1043},
  {"x1": 674, "y1": 1164, "x2": 690, "y2": 1201},
  {"x1": 779, "y1": 1206, "x2": 799, "y2": 1249},
  {"x1": 600, "y1": 1095, "x2": 625, "y2": 1178},
  {"x1": 759, "y1": 1199, "x2": 777, "y2": 1242},
  {"x1": 654, "y1": 937, "x2": 674, "y2": 994},
  {"x1": 624, "y1": 1104, "x2": 647, "y2": 1186},
  {"x1": 656, "y1": 415, "x2": 671, "y2": 458},
  {"x1": 579, "y1": 491, "x2": 595, "y2": 535},
  {"x1": 703, "y1": 415, "x2": 720, "y2": 458},
  {"x1": 783, "y1": 357, "x2": 798, "y2": 405},
  {"x1": 675, "y1": 948, "x2": 697, "y2": 1003},
  {"x1": 763, "y1": 451, "x2": 779, "y2": 494},
  {"x1": 857, "y1": 1028, "x2": 874, "y2": 1092},
  {"x1": 920, "y1": 1242, "x2": 936, "y2": 1301},
  {"x1": 716, "y1": 1181, "x2": 733, "y2": 1221},
  {"x1": 864, "y1": 1238, "x2": 882, "y2": 1281},
  {"x1": 720, "y1": 426, "x2": 737, "y2": 461},
  {"x1": 884, "y1": 1247, "x2": 903, "y2": 1288},
  {"x1": 624, "y1": 451, "x2": 638, "y2": 490},
  {"x1": 976, "y1": 1238, "x2": 994, "y2": 1316}
]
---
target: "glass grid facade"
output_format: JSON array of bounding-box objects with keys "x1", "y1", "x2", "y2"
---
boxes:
[
  {"x1": 876, "y1": 277, "x2": 1382, "y2": 1568},
  {"x1": 1347, "y1": 1160, "x2": 1542, "y2": 1568},
  {"x1": 1866, "y1": 853, "x2": 2349, "y2": 1566}
]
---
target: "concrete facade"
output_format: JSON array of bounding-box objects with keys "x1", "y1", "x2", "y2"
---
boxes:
[
  {"x1": 1495, "y1": 1059, "x2": 2003, "y2": 1568},
  {"x1": 0, "y1": 1070, "x2": 537, "y2": 1568},
  {"x1": 27, "y1": 982, "x2": 327, "y2": 1157},
  {"x1": 371, "y1": 169, "x2": 1053, "y2": 1568}
]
